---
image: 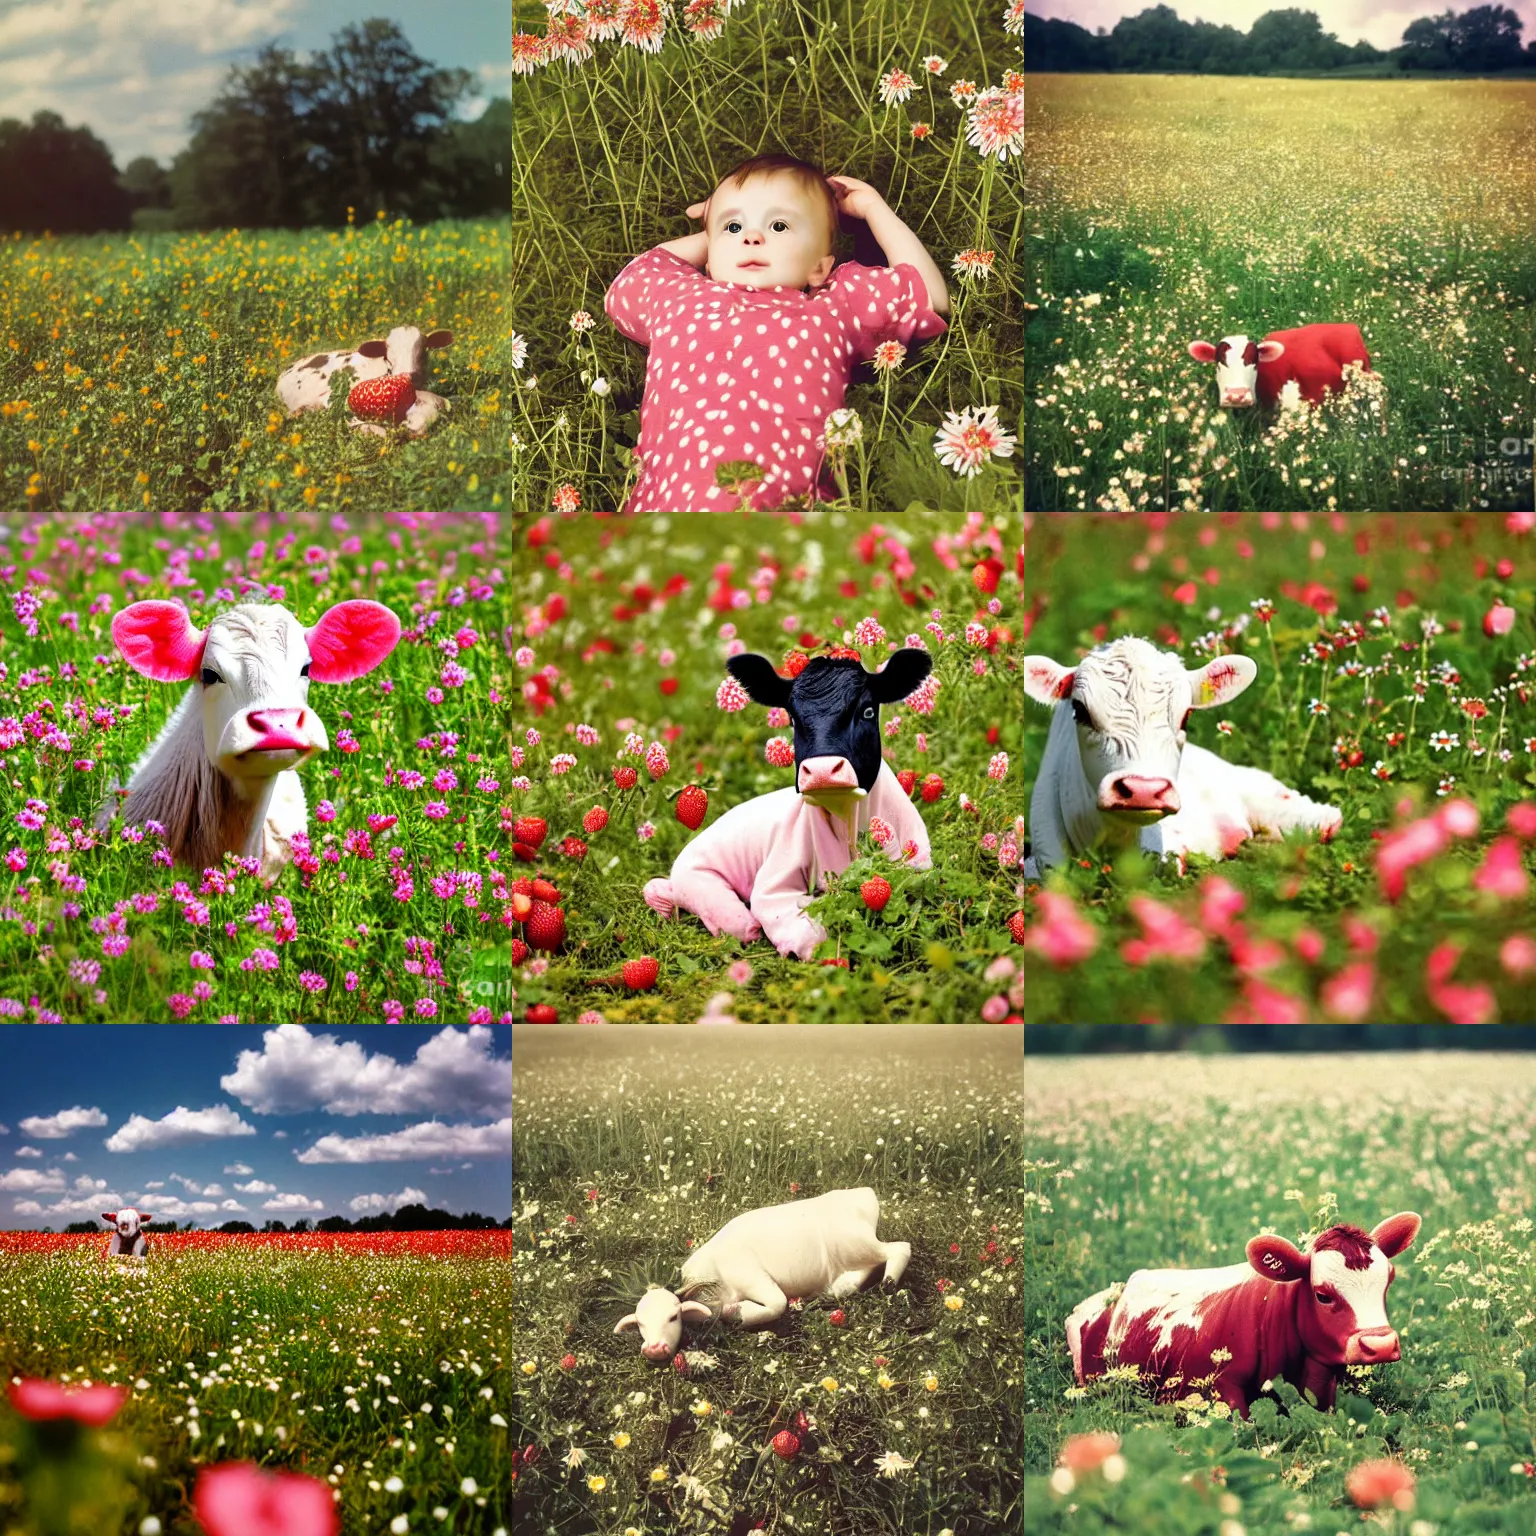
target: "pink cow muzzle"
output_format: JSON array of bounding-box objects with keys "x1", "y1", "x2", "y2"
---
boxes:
[
  {"x1": 1100, "y1": 774, "x2": 1180, "y2": 817},
  {"x1": 244, "y1": 708, "x2": 313, "y2": 753},
  {"x1": 799, "y1": 756, "x2": 859, "y2": 794},
  {"x1": 1345, "y1": 1328, "x2": 1400, "y2": 1364}
]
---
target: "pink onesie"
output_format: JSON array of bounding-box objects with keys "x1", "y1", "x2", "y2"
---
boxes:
[{"x1": 604, "y1": 249, "x2": 947, "y2": 513}]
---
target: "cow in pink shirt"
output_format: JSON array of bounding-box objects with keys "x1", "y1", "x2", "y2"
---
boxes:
[{"x1": 643, "y1": 647, "x2": 933, "y2": 958}]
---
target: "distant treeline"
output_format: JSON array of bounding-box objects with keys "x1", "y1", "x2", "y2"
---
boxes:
[
  {"x1": 1024, "y1": 3, "x2": 1536, "y2": 74},
  {"x1": 1027, "y1": 1026, "x2": 1536, "y2": 1052},
  {"x1": 0, "y1": 19, "x2": 508, "y2": 236},
  {"x1": 45, "y1": 1205, "x2": 513, "y2": 1234}
]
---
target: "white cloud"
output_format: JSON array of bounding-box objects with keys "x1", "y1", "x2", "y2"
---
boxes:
[
  {"x1": 15, "y1": 1147, "x2": 42, "y2": 1159},
  {"x1": 261, "y1": 1192, "x2": 325, "y2": 1213},
  {"x1": 61, "y1": 1152, "x2": 78, "y2": 1162},
  {"x1": 272, "y1": 1131, "x2": 288, "y2": 1140},
  {"x1": 202, "y1": 1183, "x2": 224, "y2": 1197},
  {"x1": 297, "y1": 1118, "x2": 510, "y2": 1165},
  {"x1": 349, "y1": 1186, "x2": 428, "y2": 1214},
  {"x1": 142, "y1": 1180, "x2": 166, "y2": 1191},
  {"x1": 0, "y1": 1168, "x2": 66, "y2": 1192},
  {"x1": 104, "y1": 1105, "x2": 256, "y2": 1153},
  {"x1": 220, "y1": 1199, "x2": 249, "y2": 1212},
  {"x1": 234, "y1": 1179, "x2": 275, "y2": 1194},
  {"x1": 72, "y1": 1175, "x2": 108, "y2": 1191},
  {"x1": 222, "y1": 1025, "x2": 509, "y2": 1118},
  {"x1": 224, "y1": 1163, "x2": 254, "y2": 1176},
  {"x1": 170, "y1": 1173, "x2": 204, "y2": 1193},
  {"x1": 19, "y1": 1106, "x2": 108, "y2": 1139},
  {"x1": 0, "y1": 1124, "x2": 8, "y2": 1135},
  {"x1": 12, "y1": 1199, "x2": 42, "y2": 1213}
]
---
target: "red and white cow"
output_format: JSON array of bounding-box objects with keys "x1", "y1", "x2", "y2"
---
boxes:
[
  {"x1": 1186, "y1": 324, "x2": 1371, "y2": 409},
  {"x1": 275, "y1": 325, "x2": 453, "y2": 438},
  {"x1": 1023, "y1": 637, "x2": 1341, "y2": 878},
  {"x1": 1066, "y1": 1213, "x2": 1421, "y2": 1417}
]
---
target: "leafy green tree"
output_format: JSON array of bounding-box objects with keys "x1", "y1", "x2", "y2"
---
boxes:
[{"x1": 0, "y1": 110, "x2": 132, "y2": 233}]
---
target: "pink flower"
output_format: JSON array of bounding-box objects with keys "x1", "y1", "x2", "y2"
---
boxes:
[
  {"x1": 765, "y1": 736, "x2": 794, "y2": 768},
  {"x1": 1293, "y1": 927, "x2": 1325, "y2": 965},
  {"x1": 1320, "y1": 961, "x2": 1375, "y2": 1021},
  {"x1": 7, "y1": 1378, "x2": 127, "y2": 1426},
  {"x1": 1171, "y1": 581, "x2": 1198, "y2": 605},
  {"x1": 1232, "y1": 979, "x2": 1309, "y2": 1024},
  {"x1": 1508, "y1": 513, "x2": 1536, "y2": 534},
  {"x1": 1376, "y1": 816, "x2": 1449, "y2": 902},
  {"x1": 868, "y1": 816, "x2": 894, "y2": 848},
  {"x1": 1483, "y1": 602, "x2": 1517, "y2": 638},
  {"x1": 1425, "y1": 943, "x2": 1498, "y2": 1024},
  {"x1": 1120, "y1": 894, "x2": 1205, "y2": 966},
  {"x1": 1198, "y1": 876, "x2": 1245, "y2": 938},
  {"x1": 987, "y1": 752, "x2": 1009, "y2": 781},
  {"x1": 1021, "y1": 893, "x2": 1097, "y2": 968},
  {"x1": 1501, "y1": 935, "x2": 1536, "y2": 976},
  {"x1": 853, "y1": 616, "x2": 887, "y2": 647},
  {"x1": 637, "y1": 821, "x2": 656, "y2": 841},
  {"x1": 1059, "y1": 1432, "x2": 1120, "y2": 1473},
  {"x1": 717, "y1": 677, "x2": 749, "y2": 711},
  {"x1": 1437, "y1": 797, "x2": 1480, "y2": 837},
  {"x1": 194, "y1": 1462, "x2": 340, "y2": 1536},
  {"x1": 1507, "y1": 802, "x2": 1536, "y2": 839},
  {"x1": 980, "y1": 994, "x2": 1009, "y2": 1023},
  {"x1": 1346, "y1": 1458, "x2": 1416, "y2": 1513},
  {"x1": 728, "y1": 960, "x2": 754, "y2": 985},
  {"x1": 1472, "y1": 835, "x2": 1529, "y2": 899},
  {"x1": 646, "y1": 742, "x2": 670, "y2": 779}
]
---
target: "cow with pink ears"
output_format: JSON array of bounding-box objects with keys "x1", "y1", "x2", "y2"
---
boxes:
[
  {"x1": 1186, "y1": 324, "x2": 1372, "y2": 410},
  {"x1": 102, "y1": 1208, "x2": 153, "y2": 1260},
  {"x1": 97, "y1": 600, "x2": 401, "y2": 883}
]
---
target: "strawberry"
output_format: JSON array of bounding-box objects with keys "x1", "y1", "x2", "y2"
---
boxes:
[
  {"x1": 972, "y1": 558, "x2": 1004, "y2": 594},
  {"x1": 672, "y1": 1352, "x2": 689, "y2": 1375},
  {"x1": 860, "y1": 877, "x2": 892, "y2": 913},
  {"x1": 828, "y1": 1309, "x2": 846, "y2": 1326},
  {"x1": 511, "y1": 892, "x2": 533, "y2": 922},
  {"x1": 1007, "y1": 911, "x2": 1026, "y2": 944},
  {"x1": 525, "y1": 1003, "x2": 558, "y2": 1023},
  {"x1": 819, "y1": 957, "x2": 850, "y2": 969},
  {"x1": 583, "y1": 806, "x2": 609, "y2": 834},
  {"x1": 823, "y1": 644, "x2": 861, "y2": 661},
  {"x1": 524, "y1": 900, "x2": 566, "y2": 952},
  {"x1": 623, "y1": 956, "x2": 660, "y2": 991},
  {"x1": 613, "y1": 765, "x2": 638, "y2": 790},
  {"x1": 676, "y1": 784, "x2": 708, "y2": 830},
  {"x1": 920, "y1": 773, "x2": 945, "y2": 803},
  {"x1": 513, "y1": 843, "x2": 539, "y2": 863},
  {"x1": 771, "y1": 1431, "x2": 800, "y2": 1460},
  {"x1": 510, "y1": 878, "x2": 536, "y2": 896},
  {"x1": 348, "y1": 373, "x2": 416, "y2": 424},
  {"x1": 514, "y1": 817, "x2": 548, "y2": 849},
  {"x1": 897, "y1": 769, "x2": 918, "y2": 798},
  {"x1": 510, "y1": 939, "x2": 529, "y2": 965},
  {"x1": 782, "y1": 649, "x2": 810, "y2": 678},
  {"x1": 561, "y1": 835, "x2": 587, "y2": 859},
  {"x1": 530, "y1": 879, "x2": 562, "y2": 904},
  {"x1": 793, "y1": 1409, "x2": 810, "y2": 1433}
]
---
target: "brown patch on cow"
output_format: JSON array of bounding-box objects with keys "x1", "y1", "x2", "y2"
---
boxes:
[
  {"x1": 1312, "y1": 1224, "x2": 1375, "y2": 1270},
  {"x1": 301, "y1": 354, "x2": 331, "y2": 370}
]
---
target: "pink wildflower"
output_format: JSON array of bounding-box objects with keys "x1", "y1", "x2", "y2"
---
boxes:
[
  {"x1": 1320, "y1": 961, "x2": 1376, "y2": 1022},
  {"x1": 1472, "y1": 836, "x2": 1528, "y2": 898},
  {"x1": 1021, "y1": 893, "x2": 1097, "y2": 968},
  {"x1": 1120, "y1": 894, "x2": 1206, "y2": 966}
]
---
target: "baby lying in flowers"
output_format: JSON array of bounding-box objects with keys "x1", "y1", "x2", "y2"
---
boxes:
[{"x1": 604, "y1": 152, "x2": 949, "y2": 512}]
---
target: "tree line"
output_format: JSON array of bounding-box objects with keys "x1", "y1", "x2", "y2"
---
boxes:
[
  {"x1": 1024, "y1": 3, "x2": 1536, "y2": 74},
  {"x1": 51, "y1": 1204, "x2": 513, "y2": 1234},
  {"x1": 0, "y1": 19, "x2": 507, "y2": 235}
]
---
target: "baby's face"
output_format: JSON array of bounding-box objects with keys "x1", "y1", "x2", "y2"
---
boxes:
[{"x1": 706, "y1": 175, "x2": 835, "y2": 292}]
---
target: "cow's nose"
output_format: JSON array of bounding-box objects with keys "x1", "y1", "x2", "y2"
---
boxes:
[
  {"x1": 248, "y1": 708, "x2": 307, "y2": 734},
  {"x1": 1222, "y1": 390, "x2": 1253, "y2": 406},
  {"x1": 799, "y1": 756, "x2": 859, "y2": 792},
  {"x1": 1104, "y1": 775, "x2": 1180, "y2": 814},
  {"x1": 1354, "y1": 1329, "x2": 1399, "y2": 1362},
  {"x1": 641, "y1": 1342, "x2": 670, "y2": 1360}
]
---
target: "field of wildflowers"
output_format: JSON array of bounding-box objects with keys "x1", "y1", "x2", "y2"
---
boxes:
[
  {"x1": 1024, "y1": 511, "x2": 1536, "y2": 1024},
  {"x1": 510, "y1": 0, "x2": 1023, "y2": 514},
  {"x1": 0, "y1": 1230, "x2": 511, "y2": 1534},
  {"x1": 0, "y1": 219, "x2": 510, "y2": 513},
  {"x1": 0, "y1": 511, "x2": 513, "y2": 1024},
  {"x1": 1024, "y1": 1050, "x2": 1536, "y2": 1534},
  {"x1": 1024, "y1": 77, "x2": 1536, "y2": 511},
  {"x1": 506, "y1": 509, "x2": 1022, "y2": 1022},
  {"x1": 512, "y1": 1024, "x2": 1022, "y2": 1535}
]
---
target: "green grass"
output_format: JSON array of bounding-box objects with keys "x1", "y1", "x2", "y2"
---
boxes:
[
  {"x1": 511, "y1": 0, "x2": 1022, "y2": 514},
  {"x1": 0, "y1": 219, "x2": 510, "y2": 512},
  {"x1": 505, "y1": 510, "x2": 1022, "y2": 1023},
  {"x1": 1025, "y1": 511, "x2": 1536, "y2": 1024},
  {"x1": 512, "y1": 1023, "x2": 1022, "y2": 1535},
  {"x1": 1024, "y1": 1050, "x2": 1536, "y2": 1534},
  {"x1": 0, "y1": 511, "x2": 512, "y2": 1024}
]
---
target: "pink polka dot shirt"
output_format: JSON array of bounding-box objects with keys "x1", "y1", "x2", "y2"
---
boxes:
[{"x1": 604, "y1": 249, "x2": 947, "y2": 512}]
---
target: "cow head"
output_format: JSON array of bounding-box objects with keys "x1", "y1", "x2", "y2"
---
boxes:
[
  {"x1": 726, "y1": 648, "x2": 933, "y2": 796},
  {"x1": 360, "y1": 326, "x2": 453, "y2": 384},
  {"x1": 102, "y1": 1209, "x2": 151, "y2": 1238},
  {"x1": 613, "y1": 1286, "x2": 712, "y2": 1363},
  {"x1": 110, "y1": 600, "x2": 401, "y2": 787},
  {"x1": 1025, "y1": 637, "x2": 1256, "y2": 823},
  {"x1": 1187, "y1": 334, "x2": 1285, "y2": 408},
  {"x1": 1247, "y1": 1213, "x2": 1421, "y2": 1367}
]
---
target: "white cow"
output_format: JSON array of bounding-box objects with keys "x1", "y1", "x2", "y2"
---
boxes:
[
  {"x1": 97, "y1": 599, "x2": 400, "y2": 883},
  {"x1": 102, "y1": 1208, "x2": 152, "y2": 1259},
  {"x1": 275, "y1": 325, "x2": 453, "y2": 438},
  {"x1": 1024, "y1": 637, "x2": 1341, "y2": 878},
  {"x1": 614, "y1": 1187, "x2": 911, "y2": 1363}
]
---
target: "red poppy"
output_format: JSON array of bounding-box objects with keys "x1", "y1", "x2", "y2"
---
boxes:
[
  {"x1": 194, "y1": 1463, "x2": 339, "y2": 1536},
  {"x1": 7, "y1": 1378, "x2": 127, "y2": 1426}
]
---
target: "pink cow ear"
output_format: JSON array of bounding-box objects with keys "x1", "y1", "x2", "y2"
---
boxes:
[
  {"x1": 1024, "y1": 656, "x2": 1075, "y2": 706},
  {"x1": 305, "y1": 601, "x2": 401, "y2": 684},
  {"x1": 1370, "y1": 1211, "x2": 1421, "y2": 1257},
  {"x1": 111, "y1": 601, "x2": 207, "y2": 682},
  {"x1": 101, "y1": 1212, "x2": 116, "y2": 1223},
  {"x1": 1246, "y1": 1232, "x2": 1308, "y2": 1282},
  {"x1": 1257, "y1": 340, "x2": 1285, "y2": 362},
  {"x1": 1187, "y1": 340, "x2": 1217, "y2": 363}
]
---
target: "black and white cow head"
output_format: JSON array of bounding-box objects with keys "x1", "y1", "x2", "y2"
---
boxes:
[
  {"x1": 726, "y1": 647, "x2": 933, "y2": 795},
  {"x1": 1187, "y1": 334, "x2": 1285, "y2": 408},
  {"x1": 103, "y1": 1208, "x2": 151, "y2": 1240}
]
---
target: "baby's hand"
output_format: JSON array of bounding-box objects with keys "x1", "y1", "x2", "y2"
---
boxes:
[{"x1": 826, "y1": 176, "x2": 886, "y2": 222}]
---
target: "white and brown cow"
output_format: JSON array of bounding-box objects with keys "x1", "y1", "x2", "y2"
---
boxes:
[
  {"x1": 102, "y1": 1208, "x2": 153, "y2": 1260},
  {"x1": 1066, "y1": 1213, "x2": 1421, "y2": 1416},
  {"x1": 275, "y1": 325, "x2": 453, "y2": 438},
  {"x1": 1023, "y1": 637, "x2": 1341, "y2": 877}
]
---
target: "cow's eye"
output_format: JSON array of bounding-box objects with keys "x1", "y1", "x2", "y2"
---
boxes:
[
  {"x1": 201, "y1": 668, "x2": 222, "y2": 687},
  {"x1": 300, "y1": 661, "x2": 311, "y2": 678},
  {"x1": 862, "y1": 705, "x2": 875, "y2": 720},
  {"x1": 1314, "y1": 1290, "x2": 1334, "y2": 1305},
  {"x1": 1071, "y1": 698, "x2": 1092, "y2": 728}
]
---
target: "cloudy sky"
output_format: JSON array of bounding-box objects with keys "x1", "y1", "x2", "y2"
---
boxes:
[
  {"x1": 0, "y1": 1025, "x2": 511, "y2": 1229},
  {"x1": 1027, "y1": 0, "x2": 1536, "y2": 52},
  {"x1": 0, "y1": 1, "x2": 509, "y2": 166}
]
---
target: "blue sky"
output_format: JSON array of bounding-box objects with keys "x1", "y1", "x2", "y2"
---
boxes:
[
  {"x1": 0, "y1": 1025, "x2": 510, "y2": 1229},
  {"x1": 0, "y1": 1, "x2": 509, "y2": 166}
]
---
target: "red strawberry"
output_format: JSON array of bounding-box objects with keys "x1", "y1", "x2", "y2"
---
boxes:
[
  {"x1": 920, "y1": 773, "x2": 945, "y2": 803},
  {"x1": 828, "y1": 1309, "x2": 846, "y2": 1326},
  {"x1": 530, "y1": 879, "x2": 562, "y2": 904},
  {"x1": 771, "y1": 1431, "x2": 800, "y2": 1460},
  {"x1": 623, "y1": 956, "x2": 659, "y2": 991},
  {"x1": 513, "y1": 843, "x2": 539, "y2": 863},
  {"x1": 613, "y1": 765, "x2": 638, "y2": 790},
  {"x1": 782, "y1": 649, "x2": 810, "y2": 678},
  {"x1": 525, "y1": 1003, "x2": 558, "y2": 1023},
  {"x1": 583, "y1": 806, "x2": 609, "y2": 834},
  {"x1": 676, "y1": 784, "x2": 708, "y2": 830},
  {"x1": 1007, "y1": 911, "x2": 1026, "y2": 944},
  {"x1": 514, "y1": 817, "x2": 548, "y2": 849},
  {"x1": 348, "y1": 373, "x2": 416, "y2": 424},
  {"x1": 897, "y1": 769, "x2": 918, "y2": 798},
  {"x1": 511, "y1": 892, "x2": 533, "y2": 921},
  {"x1": 561, "y1": 835, "x2": 587, "y2": 859},
  {"x1": 511, "y1": 939, "x2": 529, "y2": 965},
  {"x1": 673, "y1": 1352, "x2": 689, "y2": 1375},
  {"x1": 972, "y1": 558, "x2": 1004, "y2": 594},
  {"x1": 524, "y1": 900, "x2": 566, "y2": 952},
  {"x1": 819, "y1": 957, "x2": 850, "y2": 969},
  {"x1": 860, "y1": 877, "x2": 892, "y2": 913},
  {"x1": 521, "y1": 1444, "x2": 541, "y2": 1467},
  {"x1": 824, "y1": 644, "x2": 862, "y2": 661},
  {"x1": 510, "y1": 877, "x2": 536, "y2": 896}
]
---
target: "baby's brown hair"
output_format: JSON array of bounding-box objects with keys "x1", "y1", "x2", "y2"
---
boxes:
[{"x1": 714, "y1": 152, "x2": 839, "y2": 256}]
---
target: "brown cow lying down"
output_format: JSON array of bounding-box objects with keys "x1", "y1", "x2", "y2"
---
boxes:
[{"x1": 275, "y1": 325, "x2": 452, "y2": 437}]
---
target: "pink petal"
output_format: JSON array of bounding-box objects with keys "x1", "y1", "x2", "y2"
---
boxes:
[
  {"x1": 194, "y1": 1463, "x2": 340, "y2": 1536},
  {"x1": 7, "y1": 1378, "x2": 127, "y2": 1426}
]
